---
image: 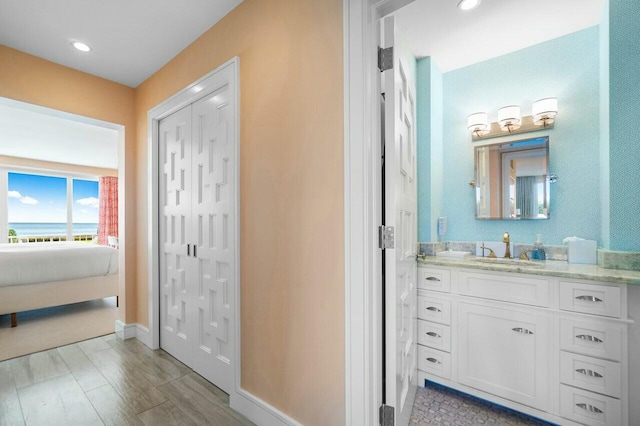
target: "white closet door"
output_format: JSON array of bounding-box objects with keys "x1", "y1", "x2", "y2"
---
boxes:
[
  {"x1": 159, "y1": 105, "x2": 194, "y2": 366},
  {"x1": 190, "y1": 86, "x2": 235, "y2": 393}
]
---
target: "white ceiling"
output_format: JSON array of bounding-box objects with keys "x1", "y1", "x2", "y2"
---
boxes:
[
  {"x1": 394, "y1": 0, "x2": 606, "y2": 72},
  {"x1": 0, "y1": 0, "x2": 244, "y2": 87},
  {"x1": 0, "y1": 99, "x2": 119, "y2": 169}
]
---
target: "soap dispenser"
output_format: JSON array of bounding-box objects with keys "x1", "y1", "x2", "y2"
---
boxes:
[{"x1": 532, "y1": 234, "x2": 546, "y2": 260}]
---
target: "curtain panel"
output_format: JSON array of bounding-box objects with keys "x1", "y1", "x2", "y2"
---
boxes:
[{"x1": 98, "y1": 176, "x2": 118, "y2": 246}]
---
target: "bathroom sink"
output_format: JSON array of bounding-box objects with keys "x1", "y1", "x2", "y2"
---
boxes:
[
  {"x1": 436, "y1": 250, "x2": 472, "y2": 258},
  {"x1": 470, "y1": 257, "x2": 545, "y2": 268}
]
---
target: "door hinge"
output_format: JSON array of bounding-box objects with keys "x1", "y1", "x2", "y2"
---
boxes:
[
  {"x1": 379, "y1": 225, "x2": 395, "y2": 249},
  {"x1": 379, "y1": 404, "x2": 395, "y2": 426},
  {"x1": 378, "y1": 46, "x2": 393, "y2": 72}
]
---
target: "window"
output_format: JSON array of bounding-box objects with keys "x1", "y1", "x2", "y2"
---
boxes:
[{"x1": 4, "y1": 170, "x2": 99, "y2": 243}]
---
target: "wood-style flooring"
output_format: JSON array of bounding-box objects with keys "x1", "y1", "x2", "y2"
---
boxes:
[{"x1": 0, "y1": 334, "x2": 254, "y2": 426}]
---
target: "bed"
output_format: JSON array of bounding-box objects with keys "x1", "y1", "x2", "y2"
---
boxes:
[{"x1": 0, "y1": 242, "x2": 119, "y2": 327}]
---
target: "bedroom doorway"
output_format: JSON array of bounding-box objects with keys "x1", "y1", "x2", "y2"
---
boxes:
[
  {"x1": 0, "y1": 97, "x2": 126, "y2": 360},
  {"x1": 148, "y1": 58, "x2": 239, "y2": 396}
]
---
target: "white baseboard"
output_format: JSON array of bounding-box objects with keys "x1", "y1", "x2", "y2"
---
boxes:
[
  {"x1": 114, "y1": 321, "x2": 152, "y2": 346},
  {"x1": 134, "y1": 324, "x2": 152, "y2": 347},
  {"x1": 231, "y1": 389, "x2": 302, "y2": 426},
  {"x1": 114, "y1": 320, "x2": 136, "y2": 340}
]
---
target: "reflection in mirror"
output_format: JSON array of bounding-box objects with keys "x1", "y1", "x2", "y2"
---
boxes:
[{"x1": 475, "y1": 136, "x2": 549, "y2": 220}]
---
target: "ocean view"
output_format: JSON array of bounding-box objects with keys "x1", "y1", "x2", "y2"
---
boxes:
[{"x1": 9, "y1": 222, "x2": 98, "y2": 236}]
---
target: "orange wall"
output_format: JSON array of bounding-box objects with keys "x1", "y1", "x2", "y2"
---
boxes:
[
  {"x1": 0, "y1": 45, "x2": 137, "y2": 323},
  {"x1": 135, "y1": 0, "x2": 344, "y2": 423}
]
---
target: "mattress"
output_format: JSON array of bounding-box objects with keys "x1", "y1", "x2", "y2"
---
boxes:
[{"x1": 0, "y1": 242, "x2": 118, "y2": 287}]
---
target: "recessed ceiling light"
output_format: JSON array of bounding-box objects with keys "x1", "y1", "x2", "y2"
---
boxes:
[
  {"x1": 458, "y1": 0, "x2": 481, "y2": 11},
  {"x1": 72, "y1": 41, "x2": 91, "y2": 52}
]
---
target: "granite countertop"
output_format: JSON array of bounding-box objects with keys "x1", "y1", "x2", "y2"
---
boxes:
[{"x1": 418, "y1": 256, "x2": 640, "y2": 285}]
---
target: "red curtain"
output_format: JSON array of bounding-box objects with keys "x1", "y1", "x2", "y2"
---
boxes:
[{"x1": 98, "y1": 176, "x2": 118, "y2": 246}]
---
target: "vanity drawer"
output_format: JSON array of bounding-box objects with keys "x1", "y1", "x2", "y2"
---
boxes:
[
  {"x1": 560, "y1": 384, "x2": 621, "y2": 426},
  {"x1": 417, "y1": 320, "x2": 451, "y2": 352},
  {"x1": 560, "y1": 318, "x2": 623, "y2": 361},
  {"x1": 417, "y1": 295, "x2": 451, "y2": 324},
  {"x1": 418, "y1": 268, "x2": 451, "y2": 293},
  {"x1": 458, "y1": 271, "x2": 550, "y2": 307},
  {"x1": 417, "y1": 346, "x2": 451, "y2": 380},
  {"x1": 560, "y1": 351, "x2": 621, "y2": 398},
  {"x1": 559, "y1": 281, "x2": 622, "y2": 318}
]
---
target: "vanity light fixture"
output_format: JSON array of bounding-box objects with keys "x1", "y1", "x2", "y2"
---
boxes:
[
  {"x1": 72, "y1": 41, "x2": 91, "y2": 52},
  {"x1": 458, "y1": 0, "x2": 481, "y2": 11},
  {"x1": 497, "y1": 105, "x2": 522, "y2": 133},
  {"x1": 532, "y1": 97, "x2": 558, "y2": 127},
  {"x1": 469, "y1": 99, "x2": 559, "y2": 141},
  {"x1": 467, "y1": 112, "x2": 489, "y2": 137}
]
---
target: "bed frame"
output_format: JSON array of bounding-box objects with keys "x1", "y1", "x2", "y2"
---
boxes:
[{"x1": 0, "y1": 274, "x2": 118, "y2": 328}]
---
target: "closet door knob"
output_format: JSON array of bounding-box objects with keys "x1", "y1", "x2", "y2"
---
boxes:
[{"x1": 187, "y1": 244, "x2": 191, "y2": 256}]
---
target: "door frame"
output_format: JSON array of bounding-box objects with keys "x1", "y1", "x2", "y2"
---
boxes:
[
  {"x1": 344, "y1": 0, "x2": 415, "y2": 424},
  {"x1": 147, "y1": 56, "x2": 244, "y2": 398}
]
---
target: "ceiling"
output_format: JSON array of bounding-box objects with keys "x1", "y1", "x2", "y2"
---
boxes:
[
  {"x1": 0, "y1": 99, "x2": 119, "y2": 170},
  {"x1": 0, "y1": 0, "x2": 244, "y2": 88},
  {"x1": 394, "y1": 0, "x2": 606, "y2": 73}
]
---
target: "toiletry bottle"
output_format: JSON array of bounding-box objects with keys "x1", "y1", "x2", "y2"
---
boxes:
[{"x1": 532, "y1": 234, "x2": 546, "y2": 260}]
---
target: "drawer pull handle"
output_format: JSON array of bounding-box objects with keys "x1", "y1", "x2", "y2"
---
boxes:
[
  {"x1": 512, "y1": 327, "x2": 534, "y2": 335},
  {"x1": 425, "y1": 276, "x2": 441, "y2": 282},
  {"x1": 426, "y1": 331, "x2": 441, "y2": 338},
  {"x1": 426, "y1": 306, "x2": 442, "y2": 312},
  {"x1": 576, "y1": 403, "x2": 603, "y2": 414},
  {"x1": 575, "y1": 295, "x2": 603, "y2": 302},
  {"x1": 576, "y1": 368, "x2": 603, "y2": 378},
  {"x1": 576, "y1": 334, "x2": 603, "y2": 343},
  {"x1": 426, "y1": 357, "x2": 441, "y2": 364}
]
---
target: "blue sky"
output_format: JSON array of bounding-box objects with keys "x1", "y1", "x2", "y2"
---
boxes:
[{"x1": 8, "y1": 172, "x2": 99, "y2": 223}]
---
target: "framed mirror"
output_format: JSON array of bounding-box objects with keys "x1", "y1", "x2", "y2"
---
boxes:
[{"x1": 474, "y1": 136, "x2": 550, "y2": 220}]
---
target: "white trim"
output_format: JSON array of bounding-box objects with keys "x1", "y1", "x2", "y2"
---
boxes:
[
  {"x1": 147, "y1": 60, "x2": 242, "y2": 351},
  {"x1": 134, "y1": 324, "x2": 153, "y2": 347},
  {"x1": 115, "y1": 320, "x2": 137, "y2": 340},
  {"x1": 344, "y1": 0, "x2": 414, "y2": 424},
  {"x1": 230, "y1": 390, "x2": 302, "y2": 426}
]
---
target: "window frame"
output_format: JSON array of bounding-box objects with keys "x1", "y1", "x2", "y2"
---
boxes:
[{"x1": 1, "y1": 166, "x2": 99, "y2": 243}]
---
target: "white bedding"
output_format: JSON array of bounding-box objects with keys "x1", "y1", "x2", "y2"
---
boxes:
[{"x1": 0, "y1": 242, "x2": 118, "y2": 287}]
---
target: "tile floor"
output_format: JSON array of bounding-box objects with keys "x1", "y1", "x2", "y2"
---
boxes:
[
  {"x1": 410, "y1": 381, "x2": 555, "y2": 425},
  {"x1": 0, "y1": 334, "x2": 253, "y2": 426}
]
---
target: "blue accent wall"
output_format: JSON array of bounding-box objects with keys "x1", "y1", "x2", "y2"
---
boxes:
[
  {"x1": 609, "y1": 0, "x2": 640, "y2": 251},
  {"x1": 417, "y1": 27, "x2": 601, "y2": 245},
  {"x1": 600, "y1": 1, "x2": 610, "y2": 249},
  {"x1": 417, "y1": 58, "x2": 444, "y2": 242},
  {"x1": 417, "y1": 58, "x2": 432, "y2": 242}
]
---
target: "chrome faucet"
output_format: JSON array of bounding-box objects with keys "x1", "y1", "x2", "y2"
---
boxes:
[{"x1": 503, "y1": 232, "x2": 511, "y2": 259}]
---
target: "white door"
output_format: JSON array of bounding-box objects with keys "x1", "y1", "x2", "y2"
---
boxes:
[
  {"x1": 383, "y1": 15, "x2": 418, "y2": 426},
  {"x1": 159, "y1": 68, "x2": 236, "y2": 394}
]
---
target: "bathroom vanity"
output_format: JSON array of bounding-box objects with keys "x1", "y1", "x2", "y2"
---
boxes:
[{"x1": 417, "y1": 258, "x2": 637, "y2": 426}]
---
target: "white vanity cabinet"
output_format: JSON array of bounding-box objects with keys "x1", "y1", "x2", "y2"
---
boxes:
[
  {"x1": 417, "y1": 264, "x2": 630, "y2": 426},
  {"x1": 457, "y1": 302, "x2": 550, "y2": 411}
]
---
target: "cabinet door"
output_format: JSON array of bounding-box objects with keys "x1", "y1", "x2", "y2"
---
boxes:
[{"x1": 458, "y1": 302, "x2": 549, "y2": 411}]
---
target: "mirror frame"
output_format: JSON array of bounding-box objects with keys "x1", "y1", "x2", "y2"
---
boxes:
[{"x1": 474, "y1": 136, "x2": 550, "y2": 220}]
